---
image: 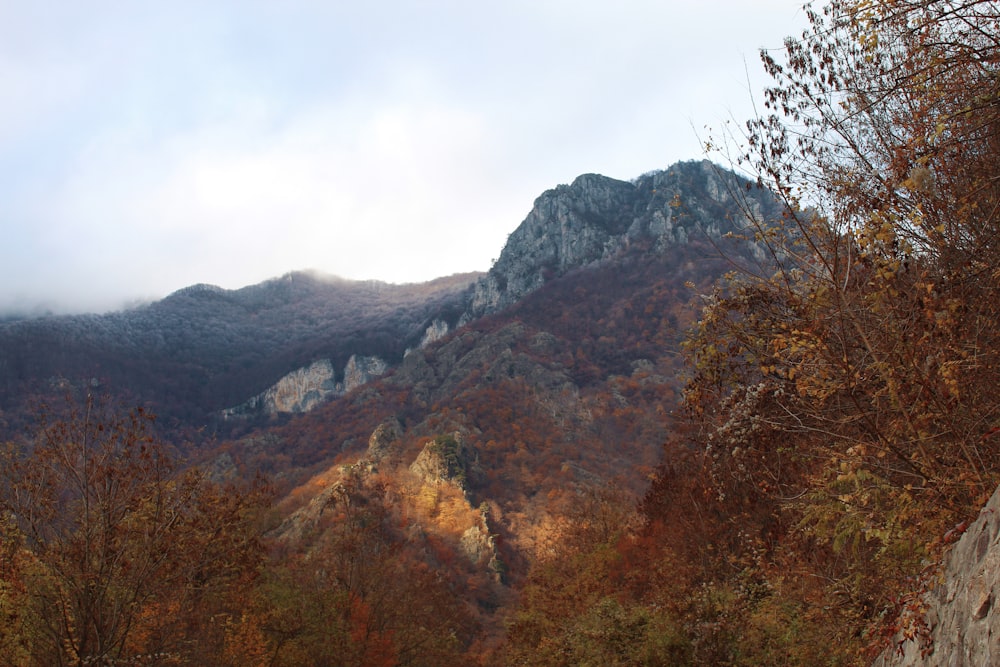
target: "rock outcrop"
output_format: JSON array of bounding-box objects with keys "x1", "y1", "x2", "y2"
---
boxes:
[
  {"x1": 460, "y1": 160, "x2": 779, "y2": 323},
  {"x1": 418, "y1": 318, "x2": 450, "y2": 348},
  {"x1": 408, "y1": 433, "x2": 503, "y2": 579},
  {"x1": 342, "y1": 354, "x2": 388, "y2": 395},
  {"x1": 222, "y1": 354, "x2": 388, "y2": 418},
  {"x1": 410, "y1": 432, "x2": 477, "y2": 489},
  {"x1": 460, "y1": 505, "x2": 505, "y2": 582},
  {"x1": 363, "y1": 418, "x2": 403, "y2": 470},
  {"x1": 276, "y1": 422, "x2": 505, "y2": 583},
  {"x1": 874, "y1": 484, "x2": 1000, "y2": 666},
  {"x1": 223, "y1": 358, "x2": 337, "y2": 416}
]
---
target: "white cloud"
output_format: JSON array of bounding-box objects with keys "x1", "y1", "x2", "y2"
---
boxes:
[
  {"x1": 0, "y1": 0, "x2": 809, "y2": 313},
  {"x1": 31, "y1": 84, "x2": 511, "y2": 301}
]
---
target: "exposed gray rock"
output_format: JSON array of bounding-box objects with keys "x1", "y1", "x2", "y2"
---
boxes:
[
  {"x1": 410, "y1": 432, "x2": 476, "y2": 489},
  {"x1": 222, "y1": 354, "x2": 388, "y2": 418},
  {"x1": 419, "y1": 318, "x2": 450, "y2": 348},
  {"x1": 460, "y1": 160, "x2": 779, "y2": 324},
  {"x1": 222, "y1": 358, "x2": 338, "y2": 417},
  {"x1": 342, "y1": 354, "x2": 388, "y2": 394},
  {"x1": 460, "y1": 515, "x2": 505, "y2": 583},
  {"x1": 874, "y1": 484, "x2": 1000, "y2": 666},
  {"x1": 364, "y1": 418, "x2": 403, "y2": 468},
  {"x1": 404, "y1": 318, "x2": 451, "y2": 357}
]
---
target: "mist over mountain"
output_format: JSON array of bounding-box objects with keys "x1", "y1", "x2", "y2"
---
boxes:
[{"x1": 0, "y1": 270, "x2": 479, "y2": 434}]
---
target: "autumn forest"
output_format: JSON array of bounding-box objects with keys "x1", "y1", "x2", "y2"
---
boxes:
[{"x1": 3, "y1": 1, "x2": 1000, "y2": 665}]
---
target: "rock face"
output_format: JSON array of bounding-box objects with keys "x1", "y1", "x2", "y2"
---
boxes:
[
  {"x1": 363, "y1": 418, "x2": 403, "y2": 469},
  {"x1": 460, "y1": 160, "x2": 778, "y2": 323},
  {"x1": 276, "y1": 422, "x2": 504, "y2": 582},
  {"x1": 460, "y1": 508, "x2": 505, "y2": 582},
  {"x1": 343, "y1": 354, "x2": 388, "y2": 394},
  {"x1": 874, "y1": 484, "x2": 1000, "y2": 666},
  {"x1": 227, "y1": 358, "x2": 337, "y2": 416},
  {"x1": 419, "y1": 318, "x2": 450, "y2": 348},
  {"x1": 410, "y1": 433, "x2": 476, "y2": 489},
  {"x1": 223, "y1": 354, "x2": 387, "y2": 418}
]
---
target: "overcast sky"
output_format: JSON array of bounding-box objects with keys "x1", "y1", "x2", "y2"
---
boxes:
[{"x1": 0, "y1": 1, "x2": 807, "y2": 315}]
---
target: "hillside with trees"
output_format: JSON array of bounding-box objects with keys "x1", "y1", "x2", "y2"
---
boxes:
[
  {"x1": 0, "y1": 159, "x2": 767, "y2": 663},
  {"x1": 506, "y1": 0, "x2": 1000, "y2": 663},
  {"x1": 0, "y1": 271, "x2": 478, "y2": 435}
]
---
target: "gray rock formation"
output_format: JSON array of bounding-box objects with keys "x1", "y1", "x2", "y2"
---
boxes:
[
  {"x1": 404, "y1": 319, "x2": 453, "y2": 357},
  {"x1": 363, "y1": 418, "x2": 403, "y2": 469},
  {"x1": 460, "y1": 160, "x2": 778, "y2": 323},
  {"x1": 409, "y1": 432, "x2": 476, "y2": 489},
  {"x1": 222, "y1": 354, "x2": 387, "y2": 418},
  {"x1": 342, "y1": 354, "x2": 388, "y2": 394},
  {"x1": 874, "y1": 484, "x2": 1000, "y2": 666},
  {"x1": 223, "y1": 358, "x2": 337, "y2": 417},
  {"x1": 419, "y1": 318, "x2": 450, "y2": 348},
  {"x1": 459, "y1": 506, "x2": 505, "y2": 582}
]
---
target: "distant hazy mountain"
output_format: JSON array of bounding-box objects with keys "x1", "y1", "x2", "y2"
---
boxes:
[{"x1": 0, "y1": 271, "x2": 478, "y2": 434}]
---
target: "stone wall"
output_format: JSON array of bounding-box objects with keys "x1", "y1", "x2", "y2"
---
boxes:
[{"x1": 874, "y1": 484, "x2": 1000, "y2": 666}]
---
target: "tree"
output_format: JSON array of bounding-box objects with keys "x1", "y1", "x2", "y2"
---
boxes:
[
  {"x1": 499, "y1": 482, "x2": 693, "y2": 666},
  {"x1": 680, "y1": 0, "x2": 1000, "y2": 657},
  {"x1": 0, "y1": 397, "x2": 270, "y2": 665}
]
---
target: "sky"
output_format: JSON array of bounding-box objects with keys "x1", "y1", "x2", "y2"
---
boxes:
[{"x1": 0, "y1": 1, "x2": 808, "y2": 315}]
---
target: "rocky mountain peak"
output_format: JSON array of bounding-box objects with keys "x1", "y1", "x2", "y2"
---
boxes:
[{"x1": 461, "y1": 160, "x2": 778, "y2": 323}]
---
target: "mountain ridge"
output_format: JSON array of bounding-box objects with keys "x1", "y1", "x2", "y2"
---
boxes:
[
  {"x1": 463, "y1": 159, "x2": 778, "y2": 322},
  {"x1": 0, "y1": 270, "x2": 480, "y2": 435},
  {"x1": 0, "y1": 160, "x2": 773, "y2": 441}
]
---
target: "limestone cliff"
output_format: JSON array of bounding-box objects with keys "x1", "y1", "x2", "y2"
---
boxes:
[
  {"x1": 275, "y1": 423, "x2": 503, "y2": 581},
  {"x1": 461, "y1": 160, "x2": 779, "y2": 323},
  {"x1": 222, "y1": 358, "x2": 337, "y2": 416},
  {"x1": 874, "y1": 484, "x2": 1000, "y2": 666},
  {"x1": 419, "y1": 318, "x2": 450, "y2": 348},
  {"x1": 222, "y1": 354, "x2": 387, "y2": 418},
  {"x1": 342, "y1": 354, "x2": 388, "y2": 394},
  {"x1": 410, "y1": 432, "x2": 476, "y2": 489},
  {"x1": 362, "y1": 418, "x2": 403, "y2": 470}
]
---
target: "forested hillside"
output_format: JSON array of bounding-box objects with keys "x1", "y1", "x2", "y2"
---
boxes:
[
  {"x1": 0, "y1": 157, "x2": 769, "y2": 663},
  {"x1": 0, "y1": 271, "x2": 477, "y2": 434},
  {"x1": 589, "y1": 1, "x2": 1000, "y2": 663}
]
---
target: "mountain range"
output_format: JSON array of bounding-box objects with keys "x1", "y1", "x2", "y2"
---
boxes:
[
  {"x1": 0, "y1": 160, "x2": 773, "y2": 432},
  {"x1": 0, "y1": 159, "x2": 783, "y2": 659}
]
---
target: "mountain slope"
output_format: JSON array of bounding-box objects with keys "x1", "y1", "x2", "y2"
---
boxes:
[
  {"x1": 211, "y1": 161, "x2": 781, "y2": 606},
  {"x1": 0, "y1": 159, "x2": 787, "y2": 663},
  {"x1": 0, "y1": 270, "x2": 478, "y2": 434}
]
